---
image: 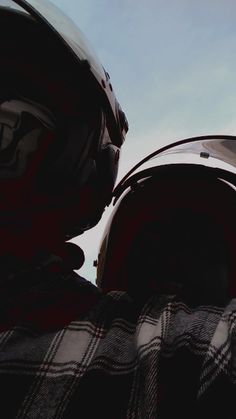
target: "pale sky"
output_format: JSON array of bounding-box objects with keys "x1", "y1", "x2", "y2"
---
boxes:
[{"x1": 49, "y1": 0, "x2": 236, "y2": 282}]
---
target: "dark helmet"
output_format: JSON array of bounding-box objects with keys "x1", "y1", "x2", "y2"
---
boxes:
[
  {"x1": 0, "y1": 0, "x2": 128, "y2": 238},
  {"x1": 96, "y1": 135, "x2": 236, "y2": 303}
]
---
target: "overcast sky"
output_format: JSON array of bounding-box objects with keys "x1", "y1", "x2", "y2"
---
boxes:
[{"x1": 49, "y1": 0, "x2": 236, "y2": 282}]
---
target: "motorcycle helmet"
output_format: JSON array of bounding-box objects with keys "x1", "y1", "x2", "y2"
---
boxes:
[
  {"x1": 0, "y1": 0, "x2": 128, "y2": 239},
  {"x1": 96, "y1": 135, "x2": 236, "y2": 303}
]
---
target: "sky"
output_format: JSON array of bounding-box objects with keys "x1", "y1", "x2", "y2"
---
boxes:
[{"x1": 46, "y1": 0, "x2": 236, "y2": 282}]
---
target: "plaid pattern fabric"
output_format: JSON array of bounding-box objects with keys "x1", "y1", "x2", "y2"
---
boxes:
[{"x1": 0, "y1": 272, "x2": 235, "y2": 418}]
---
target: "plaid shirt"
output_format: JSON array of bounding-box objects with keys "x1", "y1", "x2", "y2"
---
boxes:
[{"x1": 0, "y1": 269, "x2": 235, "y2": 418}]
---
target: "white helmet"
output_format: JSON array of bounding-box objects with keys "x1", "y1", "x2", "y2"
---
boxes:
[{"x1": 96, "y1": 135, "x2": 236, "y2": 303}]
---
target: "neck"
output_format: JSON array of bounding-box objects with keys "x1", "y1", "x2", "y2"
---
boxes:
[{"x1": 0, "y1": 214, "x2": 65, "y2": 265}]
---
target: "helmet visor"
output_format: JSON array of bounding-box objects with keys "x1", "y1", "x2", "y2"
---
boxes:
[{"x1": 118, "y1": 135, "x2": 236, "y2": 186}]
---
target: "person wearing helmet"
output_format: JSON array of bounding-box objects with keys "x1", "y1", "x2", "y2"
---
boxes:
[
  {"x1": 0, "y1": 2, "x2": 235, "y2": 419},
  {"x1": 91, "y1": 137, "x2": 236, "y2": 418},
  {"x1": 0, "y1": 0, "x2": 129, "y2": 417}
]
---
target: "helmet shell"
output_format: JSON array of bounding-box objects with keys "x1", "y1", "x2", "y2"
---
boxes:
[
  {"x1": 12, "y1": 0, "x2": 128, "y2": 145},
  {"x1": 97, "y1": 135, "x2": 236, "y2": 298}
]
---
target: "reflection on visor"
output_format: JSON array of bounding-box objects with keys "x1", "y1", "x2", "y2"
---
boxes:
[{"x1": 0, "y1": 98, "x2": 55, "y2": 178}]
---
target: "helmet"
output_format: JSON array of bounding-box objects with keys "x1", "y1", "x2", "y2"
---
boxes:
[
  {"x1": 96, "y1": 135, "x2": 236, "y2": 303},
  {"x1": 0, "y1": 0, "x2": 128, "y2": 239}
]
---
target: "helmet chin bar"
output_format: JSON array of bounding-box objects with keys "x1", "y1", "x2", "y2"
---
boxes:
[{"x1": 0, "y1": 96, "x2": 121, "y2": 238}]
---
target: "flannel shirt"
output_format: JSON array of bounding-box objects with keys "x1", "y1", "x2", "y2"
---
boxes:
[{"x1": 0, "y1": 268, "x2": 235, "y2": 419}]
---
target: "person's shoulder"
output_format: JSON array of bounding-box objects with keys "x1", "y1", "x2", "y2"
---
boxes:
[{"x1": 72, "y1": 272, "x2": 102, "y2": 294}]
